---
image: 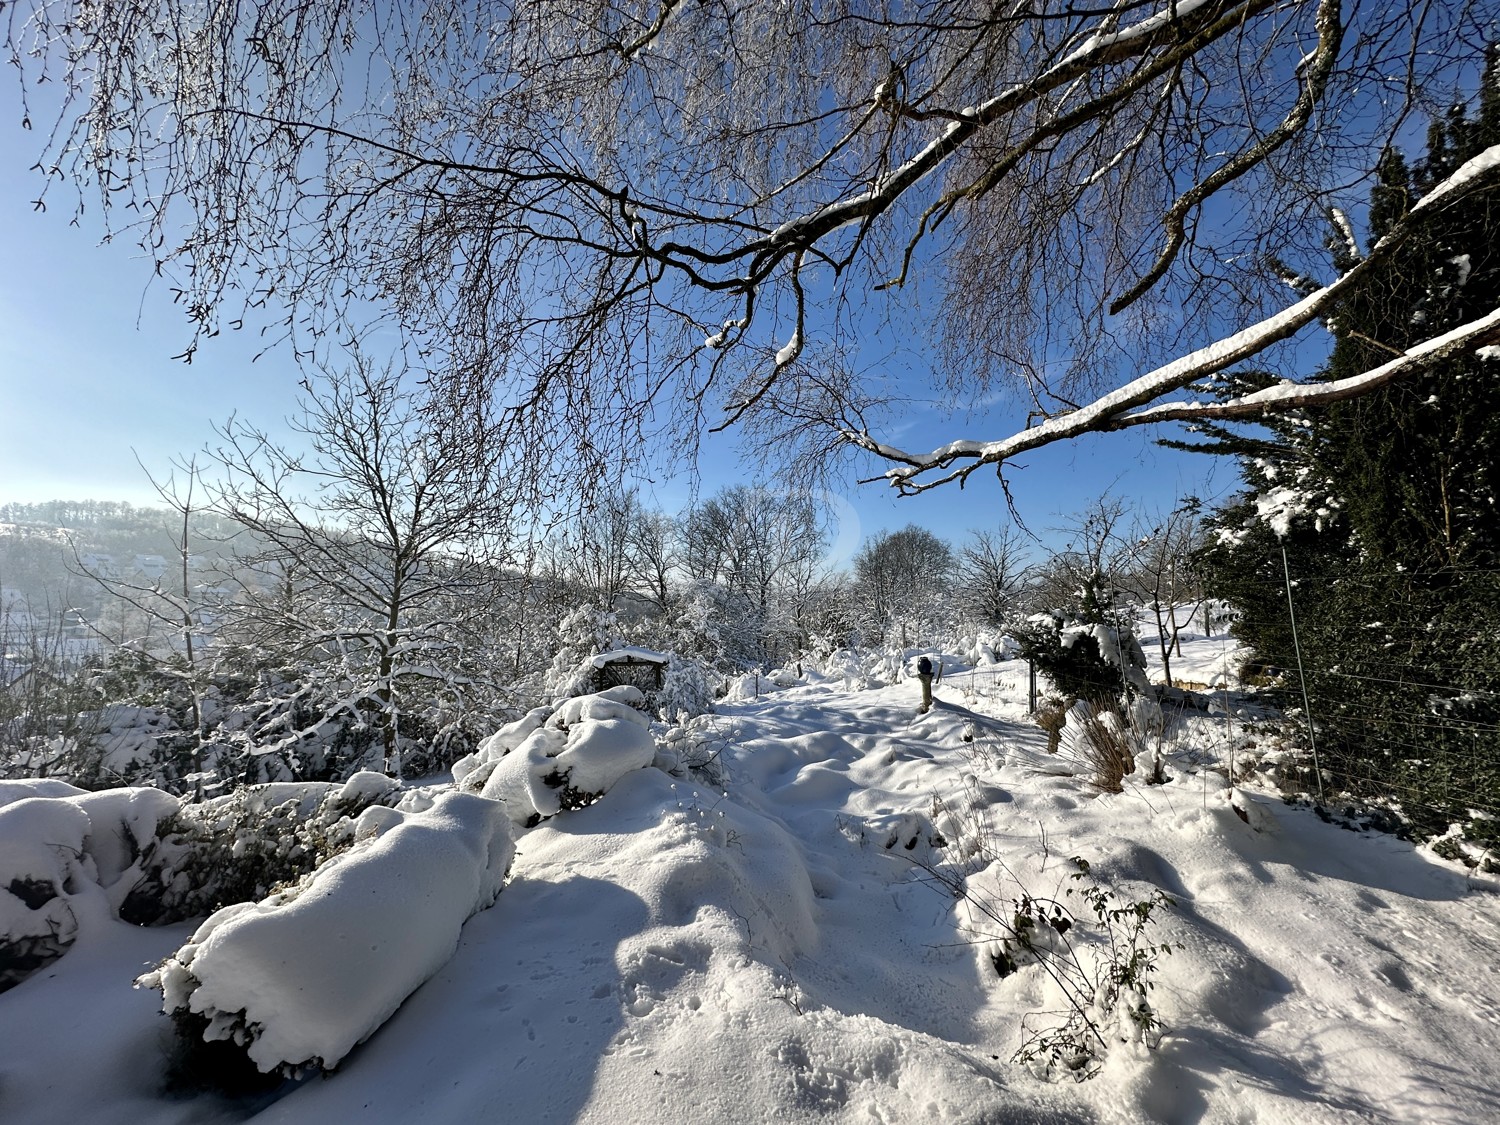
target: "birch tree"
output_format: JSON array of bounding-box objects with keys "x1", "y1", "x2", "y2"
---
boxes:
[{"x1": 6, "y1": 1, "x2": 1495, "y2": 495}]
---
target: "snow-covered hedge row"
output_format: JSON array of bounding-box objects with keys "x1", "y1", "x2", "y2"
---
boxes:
[
  {"x1": 0, "y1": 773, "x2": 414, "y2": 992},
  {"x1": 453, "y1": 686, "x2": 658, "y2": 828},
  {"x1": 120, "y1": 772, "x2": 403, "y2": 926},
  {"x1": 0, "y1": 781, "x2": 180, "y2": 991},
  {"x1": 140, "y1": 791, "x2": 515, "y2": 1077}
]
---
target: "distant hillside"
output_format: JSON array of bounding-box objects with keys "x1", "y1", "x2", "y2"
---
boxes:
[{"x1": 0, "y1": 499, "x2": 244, "y2": 620}]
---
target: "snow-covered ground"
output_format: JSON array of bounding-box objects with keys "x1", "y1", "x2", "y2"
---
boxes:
[{"x1": 3, "y1": 630, "x2": 1500, "y2": 1124}]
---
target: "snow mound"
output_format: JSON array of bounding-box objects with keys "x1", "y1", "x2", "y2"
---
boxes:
[
  {"x1": 0, "y1": 798, "x2": 92, "y2": 990},
  {"x1": 456, "y1": 689, "x2": 658, "y2": 828},
  {"x1": 0, "y1": 778, "x2": 87, "y2": 809},
  {"x1": 0, "y1": 787, "x2": 181, "y2": 990},
  {"x1": 723, "y1": 670, "x2": 790, "y2": 701},
  {"x1": 141, "y1": 791, "x2": 515, "y2": 1076}
]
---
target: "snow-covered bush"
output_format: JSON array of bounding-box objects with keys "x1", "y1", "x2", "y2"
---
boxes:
[
  {"x1": 657, "y1": 652, "x2": 716, "y2": 722},
  {"x1": 140, "y1": 791, "x2": 515, "y2": 1079},
  {"x1": 0, "y1": 783, "x2": 181, "y2": 990},
  {"x1": 1012, "y1": 613, "x2": 1149, "y2": 703},
  {"x1": 119, "y1": 772, "x2": 402, "y2": 925},
  {"x1": 542, "y1": 605, "x2": 622, "y2": 699},
  {"x1": 820, "y1": 648, "x2": 880, "y2": 691},
  {"x1": 0, "y1": 796, "x2": 91, "y2": 991},
  {"x1": 454, "y1": 687, "x2": 657, "y2": 829},
  {"x1": 653, "y1": 713, "x2": 733, "y2": 786},
  {"x1": 722, "y1": 669, "x2": 795, "y2": 701}
]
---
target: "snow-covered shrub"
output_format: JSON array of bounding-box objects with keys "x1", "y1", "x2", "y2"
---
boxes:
[
  {"x1": 1056, "y1": 694, "x2": 1171, "y2": 792},
  {"x1": 140, "y1": 792, "x2": 515, "y2": 1079},
  {"x1": 0, "y1": 778, "x2": 88, "y2": 807},
  {"x1": 542, "y1": 605, "x2": 622, "y2": 699},
  {"x1": 820, "y1": 648, "x2": 879, "y2": 691},
  {"x1": 450, "y1": 707, "x2": 550, "y2": 791},
  {"x1": 657, "y1": 653, "x2": 716, "y2": 722},
  {"x1": 1012, "y1": 613, "x2": 1149, "y2": 703},
  {"x1": 653, "y1": 714, "x2": 733, "y2": 786},
  {"x1": 455, "y1": 687, "x2": 657, "y2": 829},
  {"x1": 119, "y1": 772, "x2": 402, "y2": 926},
  {"x1": 0, "y1": 797, "x2": 91, "y2": 991},
  {"x1": 0, "y1": 784, "x2": 181, "y2": 990},
  {"x1": 722, "y1": 669, "x2": 792, "y2": 701}
]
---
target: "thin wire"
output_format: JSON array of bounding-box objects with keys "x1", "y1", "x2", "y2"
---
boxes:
[
  {"x1": 1318, "y1": 670, "x2": 1500, "y2": 698},
  {"x1": 1331, "y1": 713, "x2": 1500, "y2": 735},
  {"x1": 1282, "y1": 546, "x2": 1324, "y2": 803}
]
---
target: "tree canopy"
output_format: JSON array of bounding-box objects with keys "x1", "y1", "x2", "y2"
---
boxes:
[{"x1": 5, "y1": 0, "x2": 1496, "y2": 498}]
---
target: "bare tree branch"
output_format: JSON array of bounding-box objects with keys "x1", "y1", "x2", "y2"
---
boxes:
[{"x1": 3, "y1": 0, "x2": 1490, "y2": 499}]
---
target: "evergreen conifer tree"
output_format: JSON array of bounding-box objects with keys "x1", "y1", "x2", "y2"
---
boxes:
[{"x1": 1192, "y1": 53, "x2": 1500, "y2": 852}]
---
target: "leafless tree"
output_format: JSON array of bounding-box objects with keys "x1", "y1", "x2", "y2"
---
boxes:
[
  {"x1": 1031, "y1": 498, "x2": 1134, "y2": 626},
  {"x1": 955, "y1": 527, "x2": 1032, "y2": 627},
  {"x1": 557, "y1": 486, "x2": 641, "y2": 609},
  {"x1": 1119, "y1": 502, "x2": 1206, "y2": 685},
  {"x1": 853, "y1": 525, "x2": 954, "y2": 646},
  {"x1": 6, "y1": 0, "x2": 1496, "y2": 498},
  {"x1": 681, "y1": 486, "x2": 827, "y2": 664},
  {"x1": 626, "y1": 507, "x2": 679, "y2": 616},
  {"x1": 206, "y1": 355, "x2": 513, "y2": 776},
  {"x1": 62, "y1": 457, "x2": 236, "y2": 788}
]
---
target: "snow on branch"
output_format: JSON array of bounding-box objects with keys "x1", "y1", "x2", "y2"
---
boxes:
[
  {"x1": 1122, "y1": 306, "x2": 1500, "y2": 425},
  {"x1": 851, "y1": 143, "x2": 1500, "y2": 495}
]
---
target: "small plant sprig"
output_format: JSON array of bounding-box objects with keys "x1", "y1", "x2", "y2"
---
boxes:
[{"x1": 1013, "y1": 857, "x2": 1177, "y2": 1080}]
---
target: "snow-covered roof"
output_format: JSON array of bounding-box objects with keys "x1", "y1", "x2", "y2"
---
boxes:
[{"x1": 588, "y1": 646, "x2": 669, "y2": 669}]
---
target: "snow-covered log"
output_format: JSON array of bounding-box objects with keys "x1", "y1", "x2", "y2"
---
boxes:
[{"x1": 140, "y1": 791, "x2": 515, "y2": 1075}]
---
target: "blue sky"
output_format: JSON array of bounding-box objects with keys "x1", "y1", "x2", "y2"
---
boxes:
[{"x1": 0, "y1": 106, "x2": 1234, "y2": 564}]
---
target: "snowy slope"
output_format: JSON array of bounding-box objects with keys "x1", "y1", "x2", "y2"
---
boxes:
[{"x1": 2, "y1": 661, "x2": 1499, "y2": 1124}]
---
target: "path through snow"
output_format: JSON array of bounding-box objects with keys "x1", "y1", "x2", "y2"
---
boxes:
[{"x1": 2, "y1": 665, "x2": 1498, "y2": 1123}]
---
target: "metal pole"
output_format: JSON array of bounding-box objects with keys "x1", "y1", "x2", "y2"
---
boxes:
[{"x1": 1281, "y1": 546, "x2": 1325, "y2": 804}]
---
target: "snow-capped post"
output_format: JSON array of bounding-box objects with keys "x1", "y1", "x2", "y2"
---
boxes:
[{"x1": 917, "y1": 655, "x2": 935, "y2": 714}]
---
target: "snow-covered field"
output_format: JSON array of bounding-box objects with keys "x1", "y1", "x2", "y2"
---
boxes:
[{"x1": 3, "y1": 634, "x2": 1500, "y2": 1124}]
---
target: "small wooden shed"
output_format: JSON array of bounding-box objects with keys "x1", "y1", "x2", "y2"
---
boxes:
[{"x1": 590, "y1": 647, "x2": 669, "y2": 696}]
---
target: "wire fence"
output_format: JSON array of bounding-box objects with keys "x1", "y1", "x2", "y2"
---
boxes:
[{"x1": 1244, "y1": 562, "x2": 1500, "y2": 843}]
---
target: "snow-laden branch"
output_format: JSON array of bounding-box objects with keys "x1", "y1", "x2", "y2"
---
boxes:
[
  {"x1": 1120, "y1": 306, "x2": 1500, "y2": 425},
  {"x1": 1109, "y1": 0, "x2": 1343, "y2": 313},
  {"x1": 850, "y1": 143, "x2": 1500, "y2": 494},
  {"x1": 748, "y1": 0, "x2": 1276, "y2": 269}
]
